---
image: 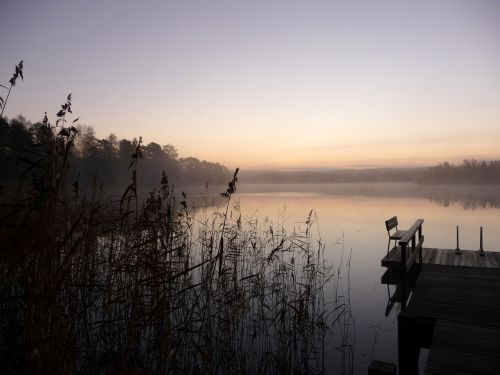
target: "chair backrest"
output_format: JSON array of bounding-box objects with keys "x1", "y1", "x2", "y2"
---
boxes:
[{"x1": 385, "y1": 216, "x2": 398, "y2": 233}]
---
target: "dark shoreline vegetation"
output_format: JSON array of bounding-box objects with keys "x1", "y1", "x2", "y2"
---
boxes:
[
  {"x1": 2, "y1": 113, "x2": 500, "y2": 192},
  {"x1": 0, "y1": 115, "x2": 232, "y2": 192},
  {"x1": 0, "y1": 91, "x2": 356, "y2": 373},
  {"x1": 242, "y1": 160, "x2": 500, "y2": 185}
]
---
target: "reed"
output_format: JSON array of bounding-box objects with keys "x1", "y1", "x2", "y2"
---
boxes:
[
  {"x1": 0, "y1": 60, "x2": 23, "y2": 118},
  {"x1": 0, "y1": 96, "x2": 352, "y2": 374}
]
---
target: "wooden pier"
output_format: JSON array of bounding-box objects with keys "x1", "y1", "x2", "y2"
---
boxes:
[
  {"x1": 380, "y1": 219, "x2": 500, "y2": 375},
  {"x1": 382, "y1": 247, "x2": 500, "y2": 269},
  {"x1": 404, "y1": 265, "x2": 500, "y2": 374}
]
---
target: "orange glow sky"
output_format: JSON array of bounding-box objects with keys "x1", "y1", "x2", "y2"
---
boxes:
[{"x1": 1, "y1": 0, "x2": 500, "y2": 170}]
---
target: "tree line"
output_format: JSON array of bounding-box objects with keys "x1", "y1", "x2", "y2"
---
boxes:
[
  {"x1": 0, "y1": 115, "x2": 231, "y2": 192},
  {"x1": 241, "y1": 160, "x2": 500, "y2": 185},
  {"x1": 2, "y1": 116, "x2": 500, "y2": 190},
  {"x1": 241, "y1": 168, "x2": 420, "y2": 184},
  {"x1": 418, "y1": 159, "x2": 500, "y2": 185}
]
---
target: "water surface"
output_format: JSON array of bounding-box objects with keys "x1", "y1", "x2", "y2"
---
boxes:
[{"x1": 230, "y1": 183, "x2": 500, "y2": 374}]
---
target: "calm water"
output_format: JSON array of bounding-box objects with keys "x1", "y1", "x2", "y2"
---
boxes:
[{"x1": 227, "y1": 183, "x2": 500, "y2": 374}]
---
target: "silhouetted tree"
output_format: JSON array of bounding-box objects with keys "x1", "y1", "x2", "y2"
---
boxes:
[
  {"x1": 0, "y1": 115, "x2": 231, "y2": 193},
  {"x1": 75, "y1": 124, "x2": 97, "y2": 158},
  {"x1": 162, "y1": 143, "x2": 178, "y2": 160},
  {"x1": 419, "y1": 159, "x2": 500, "y2": 184}
]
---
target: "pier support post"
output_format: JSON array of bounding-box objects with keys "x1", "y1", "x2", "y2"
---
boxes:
[
  {"x1": 398, "y1": 312, "x2": 419, "y2": 375},
  {"x1": 478, "y1": 226, "x2": 485, "y2": 256},
  {"x1": 400, "y1": 243, "x2": 406, "y2": 273},
  {"x1": 455, "y1": 226, "x2": 461, "y2": 255}
]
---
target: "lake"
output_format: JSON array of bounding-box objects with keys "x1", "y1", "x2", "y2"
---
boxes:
[{"x1": 220, "y1": 183, "x2": 500, "y2": 374}]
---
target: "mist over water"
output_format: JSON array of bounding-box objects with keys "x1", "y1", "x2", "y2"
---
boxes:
[{"x1": 238, "y1": 182, "x2": 500, "y2": 210}]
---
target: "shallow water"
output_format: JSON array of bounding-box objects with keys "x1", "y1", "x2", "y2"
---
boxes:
[{"x1": 228, "y1": 183, "x2": 500, "y2": 374}]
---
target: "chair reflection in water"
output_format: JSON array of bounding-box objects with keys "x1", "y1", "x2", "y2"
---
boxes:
[{"x1": 385, "y1": 216, "x2": 407, "y2": 254}]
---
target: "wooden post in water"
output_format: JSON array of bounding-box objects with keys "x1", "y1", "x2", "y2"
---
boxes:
[
  {"x1": 455, "y1": 226, "x2": 461, "y2": 255},
  {"x1": 400, "y1": 240, "x2": 408, "y2": 310},
  {"x1": 400, "y1": 241, "x2": 407, "y2": 275},
  {"x1": 418, "y1": 225, "x2": 423, "y2": 263},
  {"x1": 398, "y1": 312, "x2": 419, "y2": 375},
  {"x1": 478, "y1": 226, "x2": 485, "y2": 256}
]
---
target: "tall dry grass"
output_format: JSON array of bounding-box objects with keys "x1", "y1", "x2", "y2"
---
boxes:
[{"x1": 0, "y1": 96, "x2": 353, "y2": 374}]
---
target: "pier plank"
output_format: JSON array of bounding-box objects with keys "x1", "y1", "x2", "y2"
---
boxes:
[
  {"x1": 401, "y1": 265, "x2": 500, "y2": 374},
  {"x1": 425, "y1": 320, "x2": 500, "y2": 375},
  {"x1": 382, "y1": 248, "x2": 500, "y2": 269},
  {"x1": 459, "y1": 250, "x2": 465, "y2": 266},
  {"x1": 488, "y1": 252, "x2": 499, "y2": 268},
  {"x1": 444, "y1": 249, "x2": 453, "y2": 266},
  {"x1": 381, "y1": 229, "x2": 500, "y2": 375},
  {"x1": 427, "y1": 248, "x2": 438, "y2": 265}
]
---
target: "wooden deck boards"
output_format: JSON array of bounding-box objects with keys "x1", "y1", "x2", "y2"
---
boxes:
[
  {"x1": 425, "y1": 320, "x2": 500, "y2": 375},
  {"x1": 380, "y1": 234, "x2": 500, "y2": 374},
  {"x1": 407, "y1": 265, "x2": 500, "y2": 327},
  {"x1": 381, "y1": 247, "x2": 500, "y2": 268},
  {"x1": 401, "y1": 265, "x2": 500, "y2": 374}
]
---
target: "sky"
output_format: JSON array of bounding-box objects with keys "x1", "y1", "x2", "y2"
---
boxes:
[{"x1": 1, "y1": 0, "x2": 500, "y2": 170}]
